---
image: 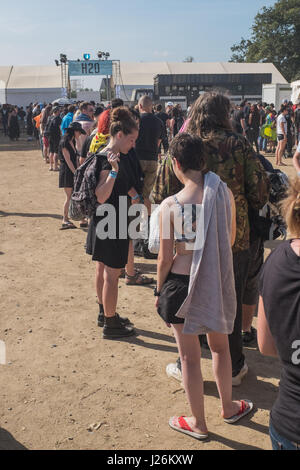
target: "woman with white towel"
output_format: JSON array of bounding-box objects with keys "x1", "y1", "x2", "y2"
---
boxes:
[{"x1": 155, "y1": 133, "x2": 253, "y2": 440}]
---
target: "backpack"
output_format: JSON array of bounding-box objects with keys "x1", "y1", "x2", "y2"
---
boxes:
[
  {"x1": 43, "y1": 116, "x2": 54, "y2": 137},
  {"x1": 68, "y1": 150, "x2": 105, "y2": 221},
  {"x1": 255, "y1": 169, "x2": 289, "y2": 241}
]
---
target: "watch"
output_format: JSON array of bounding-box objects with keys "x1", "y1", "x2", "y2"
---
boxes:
[{"x1": 154, "y1": 287, "x2": 161, "y2": 297}]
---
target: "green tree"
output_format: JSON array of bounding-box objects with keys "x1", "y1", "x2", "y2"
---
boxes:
[{"x1": 230, "y1": 0, "x2": 300, "y2": 82}]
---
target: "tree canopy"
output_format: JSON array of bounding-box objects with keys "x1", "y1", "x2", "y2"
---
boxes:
[{"x1": 230, "y1": 0, "x2": 300, "y2": 82}]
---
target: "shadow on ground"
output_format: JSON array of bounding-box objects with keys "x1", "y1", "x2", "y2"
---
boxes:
[{"x1": 0, "y1": 428, "x2": 27, "y2": 450}]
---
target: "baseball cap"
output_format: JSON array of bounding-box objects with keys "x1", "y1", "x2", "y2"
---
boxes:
[{"x1": 167, "y1": 101, "x2": 174, "y2": 107}]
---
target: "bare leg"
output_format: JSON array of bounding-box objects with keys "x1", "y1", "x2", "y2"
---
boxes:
[
  {"x1": 54, "y1": 152, "x2": 59, "y2": 170},
  {"x1": 49, "y1": 152, "x2": 54, "y2": 170},
  {"x1": 63, "y1": 187, "x2": 72, "y2": 223},
  {"x1": 102, "y1": 266, "x2": 121, "y2": 318},
  {"x1": 171, "y1": 324, "x2": 208, "y2": 434},
  {"x1": 242, "y1": 304, "x2": 256, "y2": 332},
  {"x1": 95, "y1": 262, "x2": 104, "y2": 305},
  {"x1": 207, "y1": 332, "x2": 243, "y2": 418},
  {"x1": 125, "y1": 240, "x2": 135, "y2": 277}
]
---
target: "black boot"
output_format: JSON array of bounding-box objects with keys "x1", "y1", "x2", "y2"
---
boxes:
[
  {"x1": 103, "y1": 314, "x2": 135, "y2": 339},
  {"x1": 97, "y1": 304, "x2": 131, "y2": 328}
]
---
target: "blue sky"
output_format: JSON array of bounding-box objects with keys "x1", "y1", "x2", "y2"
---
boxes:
[{"x1": 0, "y1": 0, "x2": 276, "y2": 88}]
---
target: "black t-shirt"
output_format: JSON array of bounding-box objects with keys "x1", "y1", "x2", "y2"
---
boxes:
[
  {"x1": 135, "y1": 113, "x2": 163, "y2": 161},
  {"x1": 155, "y1": 112, "x2": 169, "y2": 128},
  {"x1": 259, "y1": 240, "x2": 300, "y2": 444},
  {"x1": 259, "y1": 109, "x2": 266, "y2": 126},
  {"x1": 232, "y1": 109, "x2": 245, "y2": 134},
  {"x1": 81, "y1": 134, "x2": 94, "y2": 159},
  {"x1": 49, "y1": 115, "x2": 62, "y2": 141}
]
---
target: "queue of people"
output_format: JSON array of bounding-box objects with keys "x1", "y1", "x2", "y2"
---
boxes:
[{"x1": 3, "y1": 91, "x2": 300, "y2": 449}]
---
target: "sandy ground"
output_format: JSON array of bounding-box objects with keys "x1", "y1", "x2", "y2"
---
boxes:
[{"x1": 0, "y1": 134, "x2": 297, "y2": 451}]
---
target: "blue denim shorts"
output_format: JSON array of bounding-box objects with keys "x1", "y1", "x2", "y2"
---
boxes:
[{"x1": 269, "y1": 421, "x2": 300, "y2": 450}]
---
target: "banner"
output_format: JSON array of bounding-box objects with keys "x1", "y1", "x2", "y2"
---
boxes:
[{"x1": 68, "y1": 60, "x2": 113, "y2": 76}]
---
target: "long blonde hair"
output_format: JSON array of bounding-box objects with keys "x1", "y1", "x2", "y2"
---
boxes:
[{"x1": 281, "y1": 178, "x2": 300, "y2": 238}]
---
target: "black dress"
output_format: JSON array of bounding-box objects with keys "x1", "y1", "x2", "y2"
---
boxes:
[
  {"x1": 86, "y1": 152, "x2": 138, "y2": 269},
  {"x1": 58, "y1": 139, "x2": 77, "y2": 188},
  {"x1": 8, "y1": 114, "x2": 20, "y2": 140}
]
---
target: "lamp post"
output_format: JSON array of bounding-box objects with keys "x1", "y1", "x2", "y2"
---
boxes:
[
  {"x1": 54, "y1": 54, "x2": 69, "y2": 98},
  {"x1": 98, "y1": 51, "x2": 111, "y2": 102}
]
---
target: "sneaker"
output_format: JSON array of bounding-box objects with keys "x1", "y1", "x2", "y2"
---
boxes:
[
  {"x1": 103, "y1": 314, "x2": 135, "y2": 339},
  {"x1": 242, "y1": 327, "x2": 257, "y2": 346},
  {"x1": 232, "y1": 363, "x2": 248, "y2": 387},
  {"x1": 166, "y1": 362, "x2": 182, "y2": 382}
]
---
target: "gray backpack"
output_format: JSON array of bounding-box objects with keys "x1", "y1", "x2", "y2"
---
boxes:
[{"x1": 68, "y1": 151, "x2": 105, "y2": 221}]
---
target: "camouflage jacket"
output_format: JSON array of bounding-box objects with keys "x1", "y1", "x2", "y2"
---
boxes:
[
  {"x1": 202, "y1": 130, "x2": 269, "y2": 252},
  {"x1": 151, "y1": 154, "x2": 183, "y2": 205},
  {"x1": 151, "y1": 130, "x2": 270, "y2": 253}
]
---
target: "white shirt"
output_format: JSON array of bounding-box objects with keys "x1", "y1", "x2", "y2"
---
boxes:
[{"x1": 277, "y1": 114, "x2": 287, "y2": 135}]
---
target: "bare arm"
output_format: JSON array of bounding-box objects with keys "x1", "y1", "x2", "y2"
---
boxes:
[
  {"x1": 62, "y1": 148, "x2": 76, "y2": 174},
  {"x1": 95, "y1": 170, "x2": 116, "y2": 204},
  {"x1": 257, "y1": 296, "x2": 278, "y2": 358},
  {"x1": 293, "y1": 150, "x2": 300, "y2": 174}
]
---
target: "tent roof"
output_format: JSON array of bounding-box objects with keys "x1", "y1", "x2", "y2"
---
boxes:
[
  {"x1": 120, "y1": 62, "x2": 287, "y2": 86},
  {"x1": 0, "y1": 66, "x2": 13, "y2": 89},
  {"x1": 7, "y1": 66, "x2": 61, "y2": 89}
]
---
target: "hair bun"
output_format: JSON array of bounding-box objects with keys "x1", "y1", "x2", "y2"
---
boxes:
[{"x1": 111, "y1": 106, "x2": 131, "y2": 123}]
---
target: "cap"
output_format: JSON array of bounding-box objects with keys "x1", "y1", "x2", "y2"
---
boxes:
[
  {"x1": 68, "y1": 121, "x2": 86, "y2": 134},
  {"x1": 166, "y1": 101, "x2": 174, "y2": 107}
]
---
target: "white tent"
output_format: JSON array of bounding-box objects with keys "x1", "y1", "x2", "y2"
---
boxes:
[
  {"x1": 0, "y1": 66, "x2": 13, "y2": 105},
  {"x1": 4, "y1": 65, "x2": 63, "y2": 108},
  {"x1": 291, "y1": 80, "x2": 300, "y2": 104}
]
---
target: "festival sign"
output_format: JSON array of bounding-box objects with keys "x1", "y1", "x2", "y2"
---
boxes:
[{"x1": 68, "y1": 60, "x2": 113, "y2": 76}]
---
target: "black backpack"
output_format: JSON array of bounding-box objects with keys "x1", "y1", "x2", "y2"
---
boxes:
[
  {"x1": 68, "y1": 150, "x2": 105, "y2": 221},
  {"x1": 44, "y1": 116, "x2": 54, "y2": 138},
  {"x1": 254, "y1": 169, "x2": 289, "y2": 241}
]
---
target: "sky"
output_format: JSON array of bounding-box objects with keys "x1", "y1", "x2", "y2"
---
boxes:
[{"x1": 0, "y1": 0, "x2": 276, "y2": 89}]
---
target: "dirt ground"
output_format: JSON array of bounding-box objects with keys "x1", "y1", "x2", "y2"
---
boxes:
[{"x1": 0, "y1": 134, "x2": 297, "y2": 451}]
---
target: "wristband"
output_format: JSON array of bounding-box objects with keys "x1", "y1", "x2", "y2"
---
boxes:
[
  {"x1": 131, "y1": 194, "x2": 140, "y2": 201},
  {"x1": 154, "y1": 287, "x2": 161, "y2": 297},
  {"x1": 109, "y1": 170, "x2": 118, "y2": 179}
]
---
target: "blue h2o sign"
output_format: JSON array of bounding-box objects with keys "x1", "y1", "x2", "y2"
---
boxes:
[{"x1": 68, "y1": 60, "x2": 113, "y2": 76}]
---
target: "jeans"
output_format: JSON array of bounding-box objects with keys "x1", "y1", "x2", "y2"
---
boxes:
[
  {"x1": 258, "y1": 135, "x2": 267, "y2": 151},
  {"x1": 269, "y1": 422, "x2": 300, "y2": 450},
  {"x1": 229, "y1": 250, "x2": 251, "y2": 376}
]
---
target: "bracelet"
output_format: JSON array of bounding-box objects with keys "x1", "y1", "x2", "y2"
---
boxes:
[
  {"x1": 154, "y1": 287, "x2": 161, "y2": 297},
  {"x1": 109, "y1": 170, "x2": 118, "y2": 179},
  {"x1": 131, "y1": 194, "x2": 140, "y2": 201}
]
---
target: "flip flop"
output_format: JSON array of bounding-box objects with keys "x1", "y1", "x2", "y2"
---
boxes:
[
  {"x1": 223, "y1": 399, "x2": 254, "y2": 424},
  {"x1": 60, "y1": 222, "x2": 77, "y2": 230},
  {"x1": 168, "y1": 416, "x2": 208, "y2": 441}
]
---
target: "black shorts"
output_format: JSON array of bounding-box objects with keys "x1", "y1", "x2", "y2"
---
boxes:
[
  {"x1": 49, "y1": 138, "x2": 60, "y2": 154},
  {"x1": 157, "y1": 272, "x2": 189, "y2": 324},
  {"x1": 277, "y1": 134, "x2": 285, "y2": 142}
]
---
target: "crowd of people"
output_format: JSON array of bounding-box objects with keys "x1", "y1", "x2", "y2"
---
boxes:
[{"x1": 2, "y1": 91, "x2": 300, "y2": 450}]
